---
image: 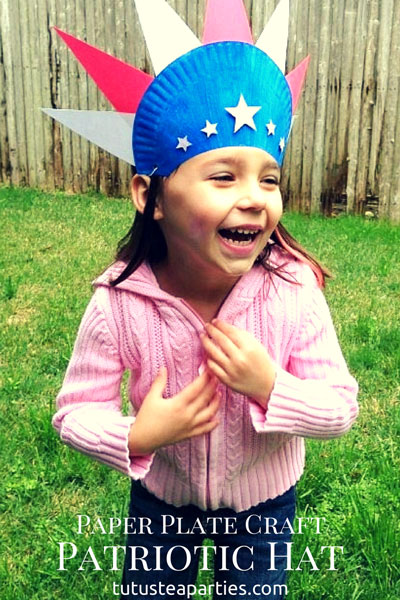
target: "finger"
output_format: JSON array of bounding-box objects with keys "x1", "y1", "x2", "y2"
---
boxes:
[
  {"x1": 190, "y1": 377, "x2": 219, "y2": 412},
  {"x1": 210, "y1": 319, "x2": 244, "y2": 347},
  {"x1": 201, "y1": 332, "x2": 232, "y2": 368},
  {"x1": 206, "y1": 359, "x2": 230, "y2": 385},
  {"x1": 148, "y1": 367, "x2": 168, "y2": 396},
  {"x1": 185, "y1": 369, "x2": 212, "y2": 393},
  {"x1": 179, "y1": 370, "x2": 216, "y2": 404},
  {"x1": 204, "y1": 322, "x2": 240, "y2": 355},
  {"x1": 192, "y1": 393, "x2": 220, "y2": 426},
  {"x1": 204, "y1": 393, "x2": 221, "y2": 419},
  {"x1": 191, "y1": 417, "x2": 220, "y2": 438}
]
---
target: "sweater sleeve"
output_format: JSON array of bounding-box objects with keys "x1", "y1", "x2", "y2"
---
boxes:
[
  {"x1": 249, "y1": 274, "x2": 359, "y2": 438},
  {"x1": 52, "y1": 289, "x2": 154, "y2": 478}
]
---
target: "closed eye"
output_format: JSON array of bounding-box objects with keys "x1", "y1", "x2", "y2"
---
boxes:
[
  {"x1": 262, "y1": 176, "x2": 280, "y2": 185},
  {"x1": 209, "y1": 174, "x2": 235, "y2": 182}
]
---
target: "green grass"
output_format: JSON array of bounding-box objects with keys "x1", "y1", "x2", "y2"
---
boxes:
[{"x1": 0, "y1": 186, "x2": 399, "y2": 599}]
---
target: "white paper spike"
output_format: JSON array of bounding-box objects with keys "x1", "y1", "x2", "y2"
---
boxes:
[
  {"x1": 42, "y1": 109, "x2": 135, "y2": 165},
  {"x1": 134, "y1": 0, "x2": 201, "y2": 75},
  {"x1": 255, "y1": 0, "x2": 289, "y2": 73}
]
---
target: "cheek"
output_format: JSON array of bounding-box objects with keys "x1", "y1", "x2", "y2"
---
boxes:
[
  {"x1": 189, "y1": 219, "x2": 206, "y2": 238},
  {"x1": 188, "y1": 210, "x2": 215, "y2": 238},
  {"x1": 268, "y1": 197, "x2": 283, "y2": 228}
]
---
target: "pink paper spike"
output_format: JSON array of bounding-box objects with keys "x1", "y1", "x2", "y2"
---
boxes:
[
  {"x1": 54, "y1": 27, "x2": 153, "y2": 113},
  {"x1": 202, "y1": 0, "x2": 253, "y2": 44},
  {"x1": 286, "y1": 55, "x2": 310, "y2": 113}
]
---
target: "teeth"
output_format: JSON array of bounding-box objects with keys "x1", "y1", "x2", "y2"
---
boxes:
[
  {"x1": 218, "y1": 226, "x2": 260, "y2": 247},
  {"x1": 229, "y1": 228, "x2": 257, "y2": 234},
  {"x1": 226, "y1": 239, "x2": 253, "y2": 246}
]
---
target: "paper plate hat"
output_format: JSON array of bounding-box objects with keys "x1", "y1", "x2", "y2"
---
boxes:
[{"x1": 43, "y1": 0, "x2": 310, "y2": 175}]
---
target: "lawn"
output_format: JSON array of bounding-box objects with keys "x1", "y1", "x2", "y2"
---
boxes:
[{"x1": 0, "y1": 185, "x2": 399, "y2": 599}]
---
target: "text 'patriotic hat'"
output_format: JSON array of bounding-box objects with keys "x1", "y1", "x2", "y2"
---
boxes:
[{"x1": 43, "y1": 0, "x2": 310, "y2": 175}]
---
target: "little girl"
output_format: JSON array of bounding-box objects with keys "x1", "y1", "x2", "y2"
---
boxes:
[{"x1": 50, "y1": 1, "x2": 359, "y2": 598}]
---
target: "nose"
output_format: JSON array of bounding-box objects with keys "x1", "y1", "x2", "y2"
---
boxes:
[{"x1": 236, "y1": 182, "x2": 266, "y2": 211}]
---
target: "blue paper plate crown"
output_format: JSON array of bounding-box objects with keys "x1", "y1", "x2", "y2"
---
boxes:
[{"x1": 134, "y1": 42, "x2": 292, "y2": 175}]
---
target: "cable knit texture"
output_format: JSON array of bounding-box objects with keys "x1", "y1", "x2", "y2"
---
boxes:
[{"x1": 53, "y1": 247, "x2": 359, "y2": 511}]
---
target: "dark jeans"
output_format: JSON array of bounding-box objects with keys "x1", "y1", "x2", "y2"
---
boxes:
[{"x1": 120, "y1": 480, "x2": 296, "y2": 600}]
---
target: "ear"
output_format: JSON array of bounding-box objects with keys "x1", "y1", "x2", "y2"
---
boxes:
[{"x1": 130, "y1": 174, "x2": 164, "y2": 220}]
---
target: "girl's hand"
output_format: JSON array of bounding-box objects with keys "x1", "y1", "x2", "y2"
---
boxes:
[
  {"x1": 201, "y1": 319, "x2": 275, "y2": 409},
  {"x1": 128, "y1": 369, "x2": 220, "y2": 456}
]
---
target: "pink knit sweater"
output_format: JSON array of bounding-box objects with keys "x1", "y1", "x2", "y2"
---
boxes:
[{"x1": 53, "y1": 248, "x2": 358, "y2": 511}]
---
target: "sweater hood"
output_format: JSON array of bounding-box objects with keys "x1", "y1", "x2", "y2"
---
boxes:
[
  {"x1": 93, "y1": 260, "x2": 173, "y2": 302},
  {"x1": 92, "y1": 246, "x2": 303, "y2": 318},
  {"x1": 92, "y1": 258, "x2": 275, "y2": 321}
]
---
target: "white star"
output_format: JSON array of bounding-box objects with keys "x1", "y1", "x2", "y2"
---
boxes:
[
  {"x1": 176, "y1": 136, "x2": 192, "y2": 152},
  {"x1": 201, "y1": 120, "x2": 218, "y2": 137},
  {"x1": 266, "y1": 120, "x2": 276, "y2": 136},
  {"x1": 279, "y1": 137, "x2": 285, "y2": 152},
  {"x1": 225, "y1": 94, "x2": 261, "y2": 133}
]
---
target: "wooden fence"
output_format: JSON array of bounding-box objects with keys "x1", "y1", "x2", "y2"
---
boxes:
[{"x1": 0, "y1": 0, "x2": 399, "y2": 221}]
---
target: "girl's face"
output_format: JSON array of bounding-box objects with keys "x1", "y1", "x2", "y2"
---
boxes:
[{"x1": 150, "y1": 146, "x2": 282, "y2": 280}]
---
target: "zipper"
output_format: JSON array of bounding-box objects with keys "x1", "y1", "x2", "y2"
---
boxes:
[
  {"x1": 178, "y1": 298, "x2": 206, "y2": 327},
  {"x1": 174, "y1": 297, "x2": 233, "y2": 509},
  {"x1": 178, "y1": 298, "x2": 214, "y2": 507},
  {"x1": 206, "y1": 429, "x2": 211, "y2": 507}
]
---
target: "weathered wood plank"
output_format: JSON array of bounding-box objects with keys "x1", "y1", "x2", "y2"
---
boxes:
[
  {"x1": 300, "y1": 0, "x2": 319, "y2": 214},
  {"x1": 54, "y1": 0, "x2": 73, "y2": 190},
  {"x1": 0, "y1": 0, "x2": 10, "y2": 182},
  {"x1": 369, "y1": 0, "x2": 394, "y2": 199},
  {"x1": 389, "y1": 0, "x2": 400, "y2": 224},
  {"x1": 336, "y1": 0, "x2": 357, "y2": 184},
  {"x1": 74, "y1": 0, "x2": 89, "y2": 192},
  {"x1": 19, "y1": 0, "x2": 36, "y2": 187},
  {"x1": 46, "y1": 0, "x2": 64, "y2": 189},
  {"x1": 310, "y1": 0, "x2": 331, "y2": 213},
  {"x1": 355, "y1": 0, "x2": 379, "y2": 214},
  {"x1": 285, "y1": 0, "x2": 307, "y2": 212},
  {"x1": 27, "y1": 0, "x2": 48, "y2": 189},
  {"x1": 37, "y1": 0, "x2": 54, "y2": 189},
  {"x1": 3, "y1": 0, "x2": 28, "y2": 185},
  {"x1": 323, "y1": 0, "x2": 345, "y2": 213},
  {"x1": 378, "y1": 0, "x2": 397, "y2": 219},
  {"x1": 346, "y1": 0, "x2": 368, "y2": 213},
  {"x1": 391, "y1": 79, "x2": 400, "y2": 223}
]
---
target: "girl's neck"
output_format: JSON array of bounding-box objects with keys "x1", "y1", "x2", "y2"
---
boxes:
[{"x1": 152, "y1": 259, "x2": 240, "y2": 322}]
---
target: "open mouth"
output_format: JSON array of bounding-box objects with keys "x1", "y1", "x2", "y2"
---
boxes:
[{"x1": 218, "y1": 227, "x2": 261, "y2": 246}]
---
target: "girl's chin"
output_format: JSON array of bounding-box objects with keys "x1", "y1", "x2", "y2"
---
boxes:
[{"x1": 215, "y1": 255, "x2": 260, "y2": 278}]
